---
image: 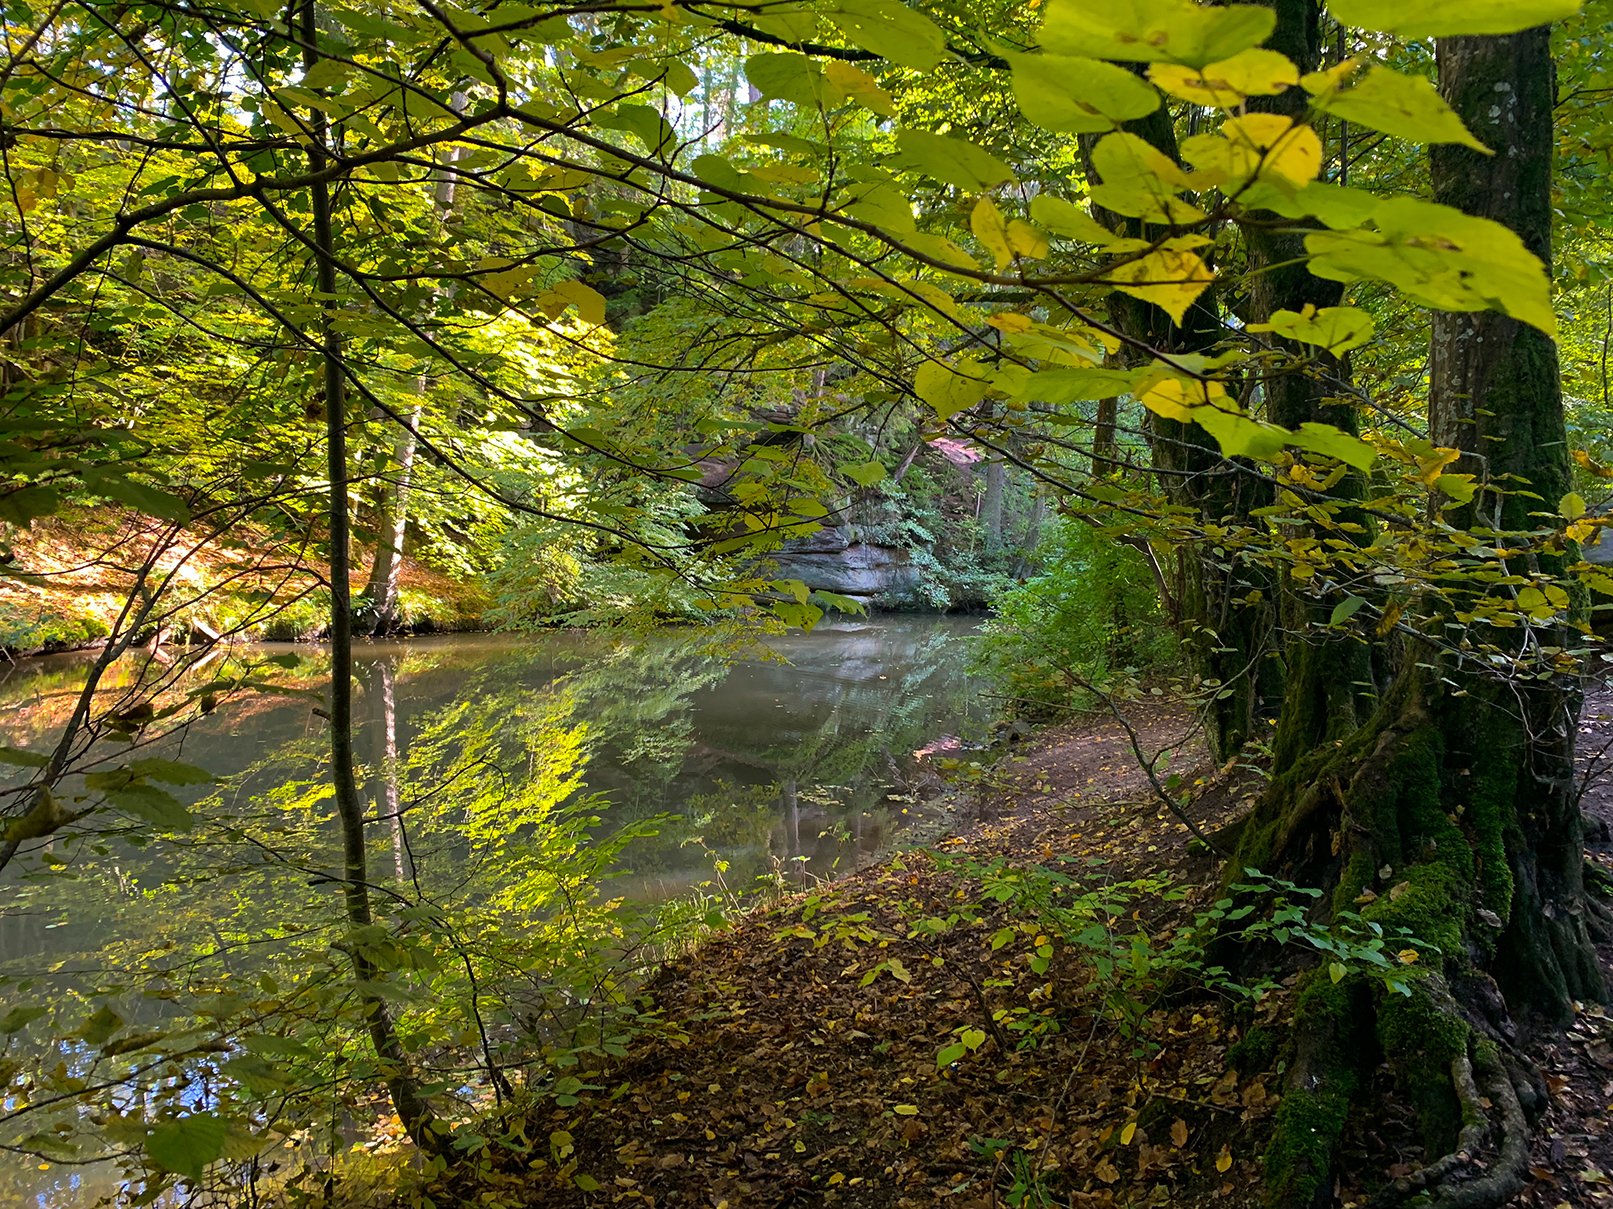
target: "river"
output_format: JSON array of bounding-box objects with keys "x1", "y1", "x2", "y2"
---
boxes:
[{"x1": 0, "y1": 616, "x2": 988, "y2": 1206}]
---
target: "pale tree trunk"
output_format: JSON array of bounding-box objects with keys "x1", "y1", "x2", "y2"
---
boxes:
[
  {"x1": 361, "y1": 115, "x2": 465, "y2": 635},
  {"x1": 981, "y1": 460, "x2": 1004, "y2": 554},
  {"x1": 367, "y1": 656, "x2": 411, "y2": 884}
]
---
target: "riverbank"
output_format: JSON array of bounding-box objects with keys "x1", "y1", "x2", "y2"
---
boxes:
[
  {"x1": 410, "y1": 694, "x2": 1613, "y2": 1209},
  {"x1": 418, "y1": 703, "x2": 1286, "y2": 1209},
  {"x1": 0, "y1": 509, "x2": 487, "y2": 654}
]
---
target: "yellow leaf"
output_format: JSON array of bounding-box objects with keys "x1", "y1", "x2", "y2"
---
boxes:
[
  {"x1": 893, "y1": 1104, "x2": 920, "y2": 1116},
  {"x1": 1216, "y1": 1145, "x2": 1233, "y2": 1173},
  {"x1": 1561, "y1": 492, "x2": 1587, "y2": 522},
  {"x1": 1574, "y1": 449, "x2": 1613, "y2": 479},
  {"x1": 1106, "y1": 247, "x2": 1215, "y2": 326},
  {"x1": 536, "y1": 280, "x2": 608, "y2": 326},
  {"x1": 1182, "y1": 114, "x2": 1322, "y2": 193},
  {"x1": 987, "y1": 312, "x2": 1034, "y2": 334},
  {"x1": 1120, "y1": 1121, "x2": 1137, "y2": 1145},
  {"x1": 825, "y1": 61, "x2": 894, "y2": 116},
  {"x1": 1149, "y1": 48, "x2": 1299, "y2": 108},
  {"x1": 1397, "y1": 948, "x2": 1420, "y2": 965},
  {"x1": 1007, "y1": 219, "x2": 1049, "y2": 263},
  {"x1": 970, "y1": 198, "x2": 1013, "y2": 272}
]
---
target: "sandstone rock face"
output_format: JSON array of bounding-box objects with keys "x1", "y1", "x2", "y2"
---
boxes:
[{"x1": 766, "y1": 526, "x2": 922, "y2": 605}]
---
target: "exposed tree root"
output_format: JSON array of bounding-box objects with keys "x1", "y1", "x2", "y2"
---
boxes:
[{"x1": 1366, "y1": 1042, "x2": 1529, "y2": 1209}]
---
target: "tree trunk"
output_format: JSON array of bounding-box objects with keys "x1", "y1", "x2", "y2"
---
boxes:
[
  {"x1": 302, "y1": 2, "x2": 441, "y2": 1154},
  {"x1": 360, "y1": 128, "x2": 463, "y2": 636},
  {"x1": 1246, "y1": 0, "x2": 1376, "y2": 776},
  {"x1": 1084, "y1": 103, "x2": 1278, "y2": 761},
  {"x1": 367, "y1": 656, "x2": 412, "y2": 884},
  {"x1": 1237, "y1": 22, "x2": 1604, "y2": 1209},
  {"x1": 981, "y1": 459, "x2": 1004, "y2": 554}
]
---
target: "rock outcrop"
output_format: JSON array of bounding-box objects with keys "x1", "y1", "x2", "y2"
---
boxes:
[{"x1": 765, "y1": 526, "x2": 921, "y2": 607}]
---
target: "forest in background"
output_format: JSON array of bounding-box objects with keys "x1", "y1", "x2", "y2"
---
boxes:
[{"x1": 5, "y1": 0, "x2": 1613, "y2": 1204}]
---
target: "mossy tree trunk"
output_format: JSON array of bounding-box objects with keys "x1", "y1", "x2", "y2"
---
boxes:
[{"x1": 1230, "y1": 21, "x2": 1606, "y2": 1209}]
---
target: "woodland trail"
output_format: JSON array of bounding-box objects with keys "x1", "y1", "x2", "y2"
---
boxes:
[{"x1": 427, "y1": 695, "x2": 1613, "y2": 1209}]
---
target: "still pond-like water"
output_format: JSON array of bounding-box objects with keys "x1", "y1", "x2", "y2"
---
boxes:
[{"x1": 0, "y1": 617, "x2": 988, "y2": 1206}]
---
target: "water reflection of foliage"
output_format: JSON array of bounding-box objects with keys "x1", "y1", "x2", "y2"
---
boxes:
[{"x1": 0, "y1": 647, "x2": 681, "y2": 1200}]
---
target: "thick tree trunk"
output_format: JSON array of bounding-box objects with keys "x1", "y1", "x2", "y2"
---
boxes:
[
  {"x1": 1238, "y1": 21, "x2": 1604, "y2": 1209},
  {"x1": 1247, "y1": 0, "x2": 1376, "y2": 775}
]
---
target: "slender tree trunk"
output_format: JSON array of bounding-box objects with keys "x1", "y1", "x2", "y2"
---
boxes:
[
  {"x1": 1238, "y1": 21, "x2": 1604, "y2": 1209},
  {"x1": 361, "y1": 129, "x2": 463, "y2": 635},
  {"x1": 981, "y1": 460, "x2": 1004, "y2": 554},
  {"x1": 301, "y1": 0, "x2": 440, "y2": 1153},
  {"x1": 367, "y1": 656, "x2": 411, "y2": 884}
]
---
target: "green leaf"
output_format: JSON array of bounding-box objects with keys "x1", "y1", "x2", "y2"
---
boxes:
[
  {"x1": 1329, "y1": 961, "x2": 1348, "y2": 984},
  {"x1": 937, "y1": 1041, "x2": 968, "y2": 1066},
  {"x1": 828, "y1": 0, "x2": 948, "y2": 70},
  {"x1": 1247, "y1": 305, "x2": 1376, "y2": 354},
  {"x1": 1011, "y1": 367, "x2": 1141, "y2": 405},
  {"x1": 692, "y1": 153, "x2": 742, "y2": 191},
  {"x1": 745, "y1": 53, "x2": 832, "y2": 107},
  {"x1": 0, "y1": 1005, "x2": 47, "y2": 1033},
  {"x1": 840, "y1": 461, "x2": 887, "y2": 486},
  {"x1": 1561, "y1": 491, "x2": 1587, "y2": 521},
  {"x1": 842, "y1": 181, "x2": 916, "y2": 233},
  {"x1": 1290, "y1": 423, "x2": 1377, "y2": 472},
  {"x1": 894, "y1": 129, "x2": 1015, "y2": 191},
  {"x1": 915, "y1": 360, "x2": 987, "y2": 420},
  {"x1": 1306, "y1": 65, "x2": 1489, "y2": 153},
  {"x1": 594, "y1": 104, "x2": 674, "y2": 154},
  {"x1": 104, "y1": 784, "x2": 193, "y2": 832},
  {"x1": 1306, "y1": 196, "x2": 1555, "y2": 335},
  {"x1": 0, "y1": 485, "x2": 60, "y2": 526},
  {"x1": 1008, "y1": 52, "x2": 1161, "y2": 133},
  {"x1": 146, "y1": 1114, "x2": 226, "y2": 1180},
  {"x1": 84, "y1": 475, "x2": 190, "y2": 523},
  {"x1": 0, "y1": 746, "x2": 51, "y2": 767},
  {"x1": 1329, "y1": 596, "x2": 1367, "y2": 627},
  {"x1": 1040, "y1": 0, "x2": 1277, "y2": 69},
  {"x1": 1029, "y1": 195, "x2": 1133, "y2": 247},
  {"x1": 1326, "y1": 0, "x2": 1581, "y2": 37},
  {"x1": 76, "y1": 1005, "x2": 124, "y2": 1046},
  {"x1": 128, "y1": 758, "x2": 214, "y2": 786},
  {"x1": 575, "y1": 1174, "x2": 602, "y2": 1192}
]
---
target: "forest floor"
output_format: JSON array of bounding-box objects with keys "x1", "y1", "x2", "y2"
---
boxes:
[
  {"x1": 425, "y1": 683, "x2": 1613, "y2": 1209},
  {"x1": 0, "y1": 509, "x2": 486, "y2": 653}
]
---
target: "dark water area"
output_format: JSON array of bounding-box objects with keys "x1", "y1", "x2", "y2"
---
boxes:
[{"x1": 0, "y1": 617, "x2": 988, "y2": 1207}]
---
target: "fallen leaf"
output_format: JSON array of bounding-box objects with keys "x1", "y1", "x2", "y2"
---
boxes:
[
  {"x1": 1120, "y1": 1121, "x2": 1137, "y2": 1145},
  {"x1": 1216, "y1": 1145, "x2": 1233, "y2": 1173},
  {"x1": 1095, "y1": 1158, "x2": 1121, "y2": 1183},
  {"x1": 1171, "y1": 1118, "x2": 1189, "y2": 1148},
  {"x1": 893, "y1": 1104, "x2": 919, "y2": 1116}
]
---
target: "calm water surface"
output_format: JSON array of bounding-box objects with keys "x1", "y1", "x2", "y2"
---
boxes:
[{"x1": 0, "y1": 617, "x2": 987, "y2": 1206}]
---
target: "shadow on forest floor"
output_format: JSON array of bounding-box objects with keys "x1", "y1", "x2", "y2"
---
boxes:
[{"x1": 415, "y1": 692, "x2": 1613, "y2": 1209}]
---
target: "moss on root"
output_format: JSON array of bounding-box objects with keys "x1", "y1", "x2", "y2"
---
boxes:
[
  {"x1": 1263, "y1": 974, "x2": 1363, "y2": 1209},
  {"x1": 1376, "y1": 986, "x2": 1469, "y2": 1156}
]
